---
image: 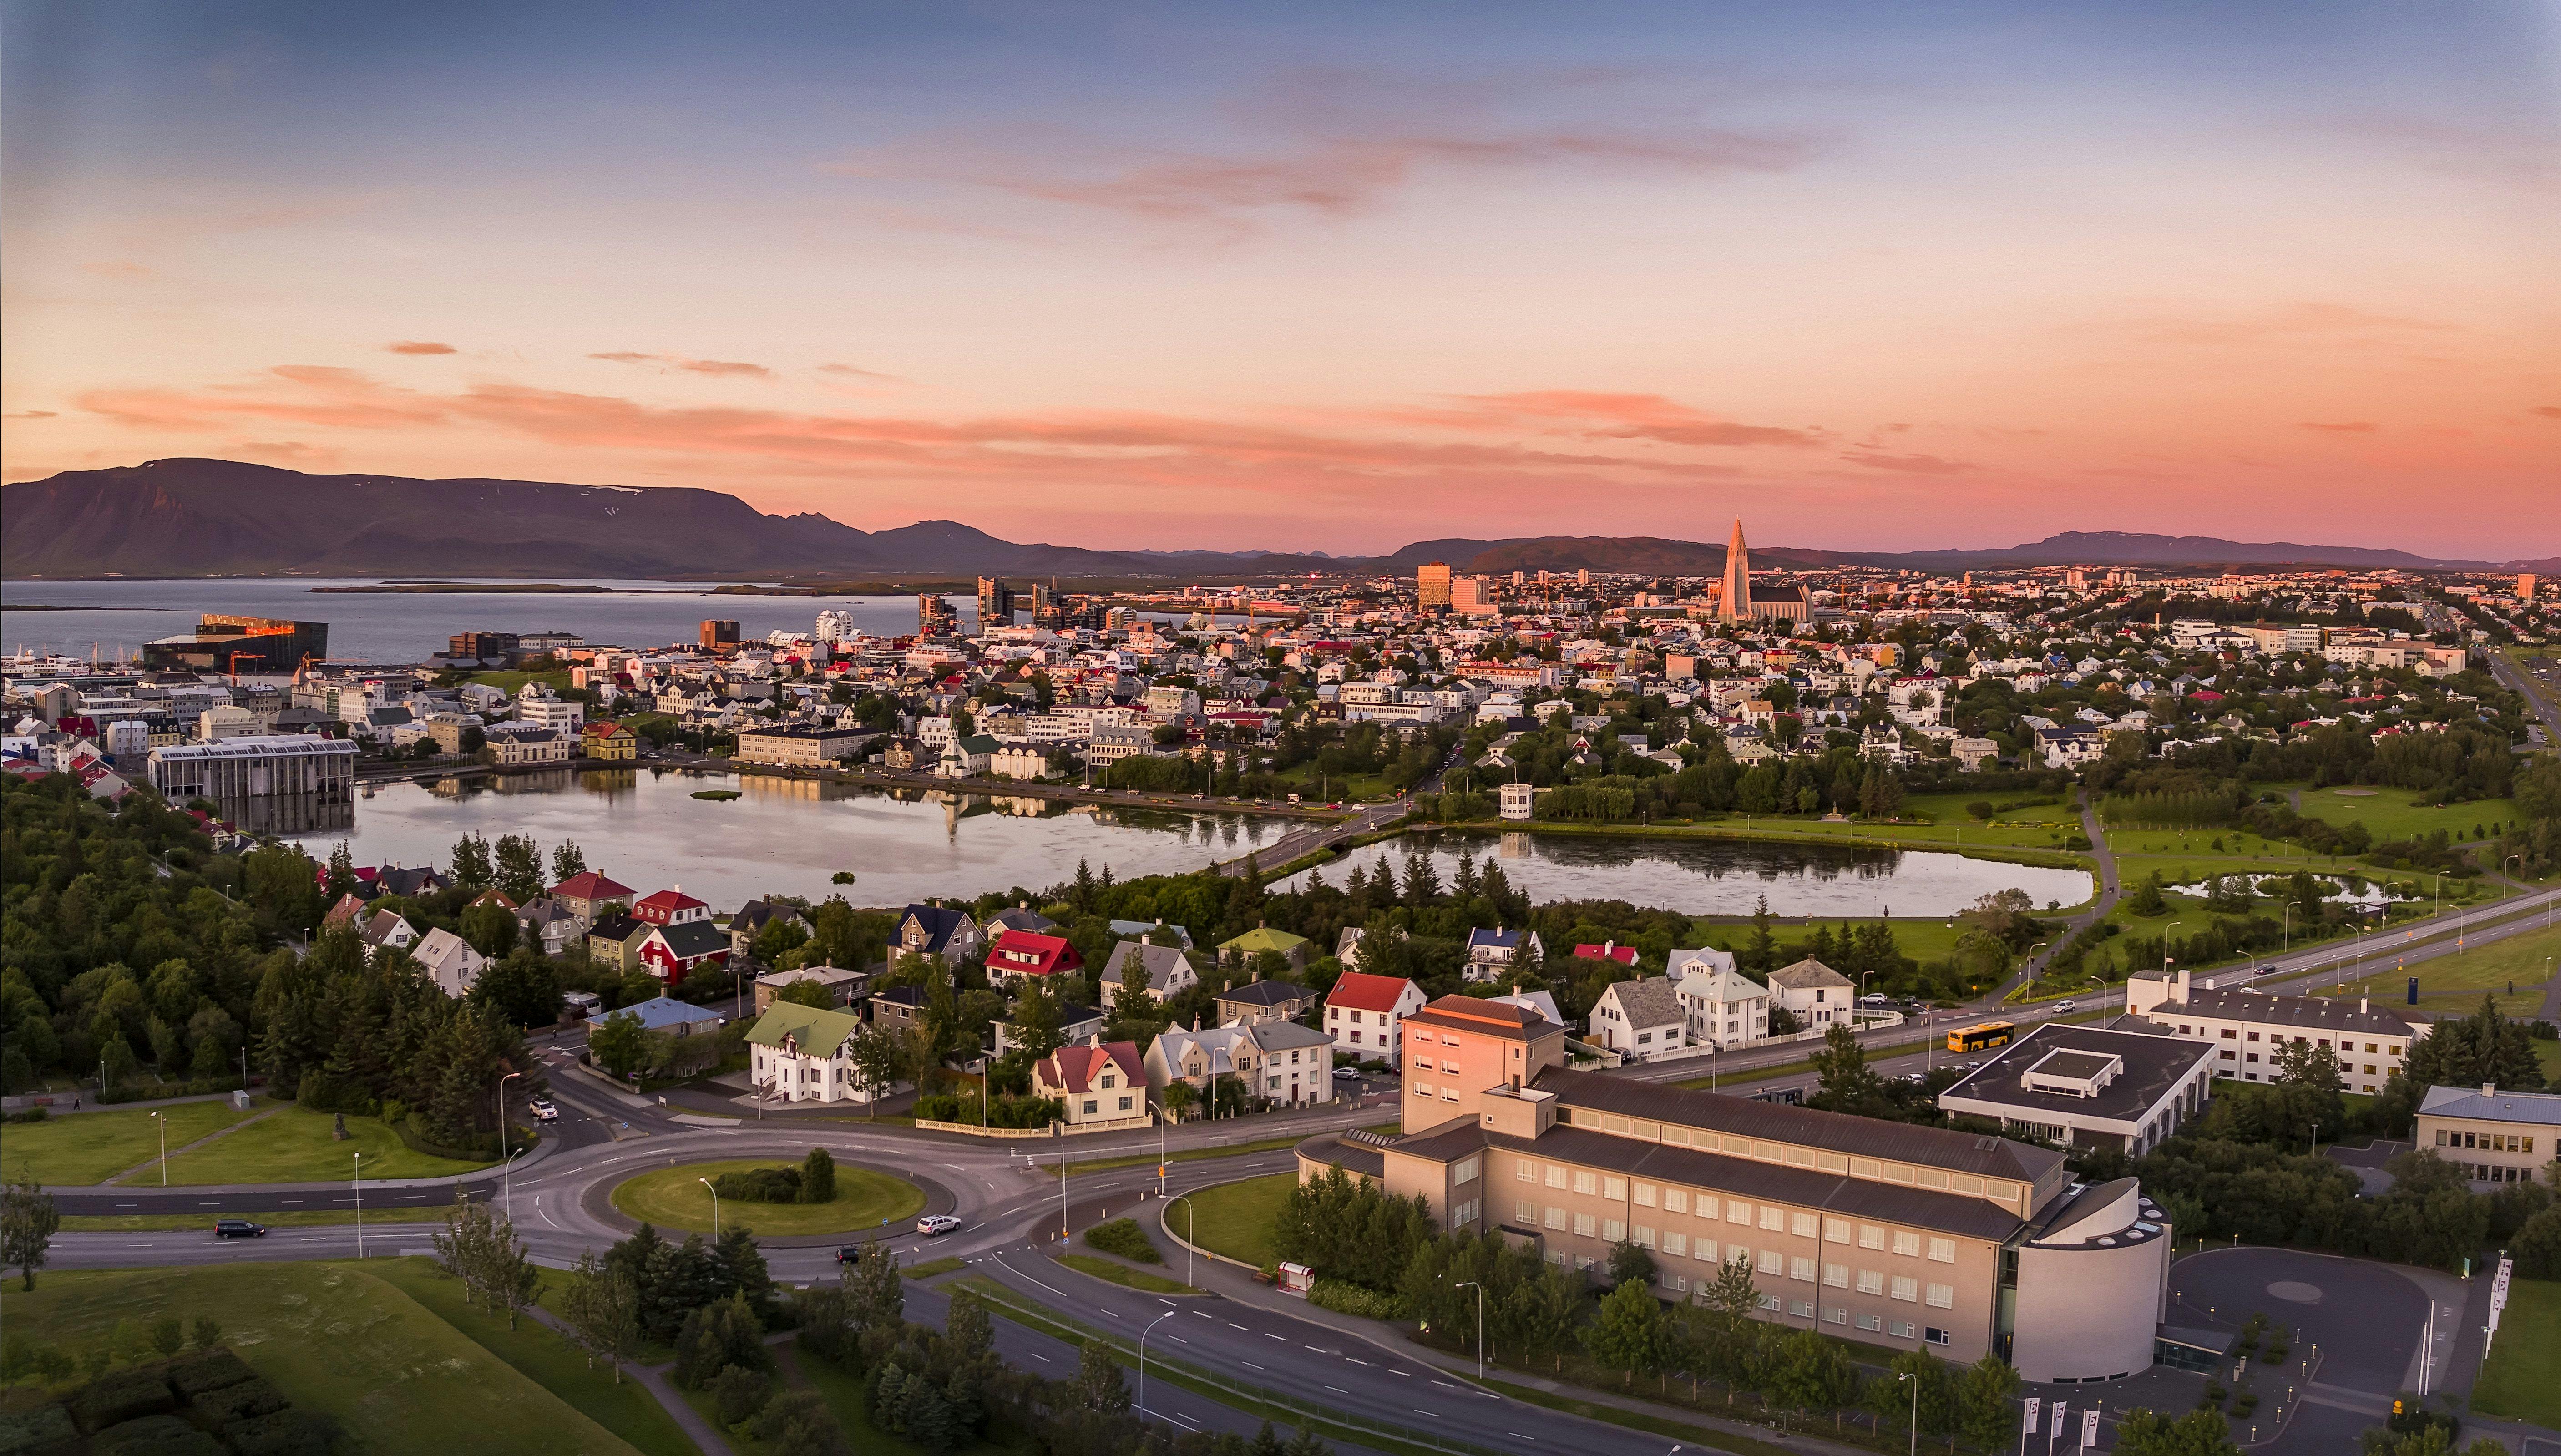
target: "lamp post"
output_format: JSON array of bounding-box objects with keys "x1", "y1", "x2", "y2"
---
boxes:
[
  {"x1": 1168, "y1": 1192, "x2": 1195, "y2": 1287},
  {"x1": 496, "y1": 1068, "x2": 522, "y2": 1157},
  {"x1": 2026, "y1": 941, "x2": 2048, "y2": 1000},
  {"x1": 1138, "y1": 1309, "x2": 1175, "y2": 1417},
  {"x1": 1897, "y1": 1370, "x2": 1918, "y2": 1456},
  {"x1": 151, "y1": 1111, "x2": 167, "y2": 1187},
  {"x1": 699, "y1": 1177, "x2": 720, "y2": 1241},
  {"x1": 353, "y1": 1152, "x2": 364, "y2": 1259},
  {"x1": 502, "y1": 1144, "x2": 527, "y2": 1223},
  {"x1": 1455, "y1": 1280, "x2": 1485, "y2": 1378}
]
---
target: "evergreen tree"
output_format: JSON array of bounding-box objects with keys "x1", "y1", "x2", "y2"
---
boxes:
[
  {"x1": 549, "y1": 839, "x2": 587, "y2": 882},
  {"x1": 450, "y1": 834, "x2": 494, "y2": 890}
]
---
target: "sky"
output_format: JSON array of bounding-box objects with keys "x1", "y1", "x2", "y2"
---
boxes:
[{"x1": 3, "y1": 1, "x2": 2557, "y2": 559}]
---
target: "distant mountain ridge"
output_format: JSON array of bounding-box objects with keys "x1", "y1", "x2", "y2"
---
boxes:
[{"x1": 0, "y1": 459, "x2": 2538, "y2": 580}]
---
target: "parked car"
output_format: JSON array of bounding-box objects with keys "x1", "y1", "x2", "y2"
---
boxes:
[
  {"x1": 916, "y1": 1215, "x2": 961, "y2": 1237},
  {"x1": 528, "y1": 1097, "x2": 559, "y2": 1122},
  {"x1": 214, "y1": 1219, "x2": 266, "y2": 1239}
]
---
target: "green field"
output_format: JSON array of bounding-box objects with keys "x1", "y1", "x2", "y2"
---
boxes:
[
  {"x1": 2312, "y1": 920, "x2": 2561, "y2": 1017},
  {"x1": 58, "y1": 1208, "x2": 384, "y2": 1232},
  {"x1": 0, "y1": 1099, "x2": 266, "y2": 1186},
  {"x1": 0, "y1": 1262, "x2": 645, "y2": 1456},
  {"x1": 1167, "y1": 1172, "x2": 1294, "y2": 1269},
  {"x1": 610, "y1": 1158, "x2": 924, "y2": 1236},
  {"x1": 155, "y1": 1104, "x2": 491, "y2": 1184},
  {"x1": 2473, "y1": 1277, "x2": 2561, "y2": 1429},
  {"x1": 2285, "y1": 784, "x2": 2524, "y2": 844},
  {"x1": 1054, "y1": 1254, "x2": 1198, "y2": 1294},
  {"x1": 369, "y1": 1259, "x2": 695, "y2": 1456}
]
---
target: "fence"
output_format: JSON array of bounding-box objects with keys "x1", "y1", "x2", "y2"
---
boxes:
[{"x1": 915, "y1": 1114, "x2": 1154, "y2": 1139}]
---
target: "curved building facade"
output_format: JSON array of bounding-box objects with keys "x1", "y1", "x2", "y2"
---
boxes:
[{"x1": 2009, "y1": 1178, "x2": 2171, "y2": 1384}]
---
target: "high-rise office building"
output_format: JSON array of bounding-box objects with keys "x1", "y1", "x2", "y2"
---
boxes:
[
  {"x1": 699, "y1": 620, "x2": 741, "y2": 650},
  {"x1": 978, "y1": 576, "x2": 1016, "y2": 628},
  {"x1": 917, "y1": 595, "x2": 957, "y2": 636},
  {"x1": 2520, "y1": 573, "x2": 2538, "y2": 602},
  {"x1": 1417, "y1": 561, "x2": 1452, "y2": 610}
]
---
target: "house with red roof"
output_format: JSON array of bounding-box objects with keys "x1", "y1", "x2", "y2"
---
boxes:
[
  {"x1": 984, "y1": 929, "x2": 1083, "y2": 988},
  {"x1": 636, "y1": 919, "x2": 730, "y2": 987},
  {"x1": 1323, "y1": 971, "x2": 1426, "y2": 1067},
  {"x1": 633, "y1": 886, "x2": 712, "y2": 927},
  {"x1": 551, "y1": 870, "x2": 635, "y2": 926},
  {"x1": 1571, "y1": 941, "x2": 1639, "y2": 966},
  {"x1": 1032, "y1": 1035, "x2": 1147, "y2": 1127}
]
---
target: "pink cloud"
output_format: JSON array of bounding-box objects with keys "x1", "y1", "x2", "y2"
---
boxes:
[
  {"x1": 589, "y1": 352, "x2": 773, "y2": 379},
  {"x1": 2299, "y1": 421, "x2": 2378, "y2": 433},
  {"x1": 1840, "y1": 450, "x2": 1975, "y2": 475},
  {"x1": 386, "y1": 341, "x2": 456, "y2": 355},
  {"x1": 1361, "y1": 390, "x2": 1822, "y2": 448}
]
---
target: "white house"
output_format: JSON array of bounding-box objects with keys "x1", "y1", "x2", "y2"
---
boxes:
[
  {"x1": 746, "y1": 1003, "x2": 904, "y2": 1105},
  {"x1": 412, "y1": 927, "x2": 488, "y2": 999},
  {"x1": 1588, "y1": 977, "x2": 1687, "y2": 1060},
  {"x1": 1674, "y1": 962, "x2": 1771, "y2": 1049},
  {"x1": 1099, "y1": 940, "x2": 1199, "y2": 1004},
  {"x1": 1767, "y1": 958, "x2": 1855, "y2": 1031},
  {"x1": 1322, "y1": 972, "x2": 1426, "y2": 1067}
]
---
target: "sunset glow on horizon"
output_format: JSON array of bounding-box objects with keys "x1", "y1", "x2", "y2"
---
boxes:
[{"x1": 4, "y1": 2, "x2": 2556, "y2": 558}]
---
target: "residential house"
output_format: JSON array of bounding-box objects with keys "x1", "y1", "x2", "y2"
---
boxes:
[
  {"x1": 1146, "y1": 1019, "x2": 1337, "y2": 1111},
  {"x1": 868, "y1": 984, "x2": 926, "y2": 1034},
  {"x1": 585, "y1": 913, "x2": 648, "y2": 972},
  {"x1": 892, "y1": 904, "x2": 982, "y2": 966},
  {"x1": 552, "y1": 870, "x2": 636, "y2": 926},
  {"x1": 1487, "y1": 989, "x2": 1563, "y2": 1026},
  {"x1": 1571, "y1": 941, "x2": 1638, "y2": 969},
  {"x1": 985, "y1": 929, "x2": 1084, "y2": 988},
  {"x1": 1219, "y1": 924, "x2": 1310, "y2": 972},
  {"x1": 1109, "y1": 919, "x2": 1194, "y2": 949},
  {"x1": 485, "y1": 723, "x2": 572, "y2": 766},
  {"x1": 1768, "y1": 958, "x2": 1855, "y2": 1031},
  {"x1": 1214, "y1": 977, "x2": 1314, "y2": 1026},
  {"x1": 986, "y1": 905, "x2": 1059, "y2": 937},
  {"x1": 356, "y1": 909, "x2": 418, "y2": 953},
  {"x1": 1463, "y1": 926, "x2": 1544, "y2": 983},
  {"x1": 728, "y1": 897, "x2": 811, "y2": 960},
  {"x1": 1674, "y1": 962, "x2": 1771, "y2": 1049},
  {"x1": 633, "y1": 886, "x2": 713, "y2": 929},
  {"x1": 514, "y1": 897, "x2": 583, "y2": 957},
  {"x1": 581, "y1": 720, "x2": 639, "y2": 761},
  {"x1": 593, "y1": 996, "x2": 726, "y2": 1080},
  {"x1": 413, "y1": 927, "x2": 488, "y2": 999},
  {"x1": 1099, "y1": 940, "x2": 1196, "y2": 1004},
  {"x1": 2414, "y1": 1085, "x2": 2560, "y2": 1187},
  {"x1": 636, "y1": 919, "x2": 731, "y2": 986},
  {"x1": 746, "y1": 1002, "x2": 904, "y2": 1105},
  {"x1": 1324, "y1": 972, "x2": 1427, "y2": 1067},
  {"x1": 375, "y1": 865, "x2": 447, "y2": 898},
  {"x1": 1034, "y1": 1036, "x2": 1149, "y2": 1127},
  {"x1": 753, "y1": 965, "x2": 869, "y2": 1015},
  {"x1": 1589, "y1": 977, "x2": 1687, "y2": 1060}
]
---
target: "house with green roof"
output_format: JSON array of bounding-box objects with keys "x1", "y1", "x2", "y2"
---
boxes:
[
  {"x1": 1216, "y1": 924, "x2": 1310, "y2": 972},
  {"x1": 746, "y1": 1001, "x2": 904, "y2": 1106}
]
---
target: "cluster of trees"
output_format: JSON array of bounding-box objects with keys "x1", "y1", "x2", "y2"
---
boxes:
[
  {"x1": 429, "y1": 1202, "x2": 542, "y2": 1330},
  {"x1": 710, "y1": 1149, "x2": 836, "y2": 1204},
  {"x1": 1463, "y1": 719, "x2": 1917, "y2": 824}
]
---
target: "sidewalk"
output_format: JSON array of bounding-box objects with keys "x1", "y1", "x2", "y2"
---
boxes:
[{"x1": 1142, "y1": 1200, "x2": 1883, "y2": 1456}]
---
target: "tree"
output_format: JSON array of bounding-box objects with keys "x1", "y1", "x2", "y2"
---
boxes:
[
  {"x1": 1808, "y1": 1022, "x2": 1883, "y2": 1114},
  {"x1": 672, "y1": 1293, "x2": 771, "y2": 1388},
  {"x1": 558, "y1": 1250, "x2": 643, "y2": 1383},
  {"x1": 2402, "y1": 995, "x2": 2546, "y2": 1093},
  {"x1": 150, "y1": 1317, "x2": 185, "y2": 1357},
  {"x1": 2513, "y1": 1204, "x2": 2561, "y2": 1280},
  {"x1": 1954, "y1": 1352, "x2": 2022, "y2": 1449},
  {"x1": 2128, "y1": 871, "x2": 2168, "y2": 916},
  {"x1": 846, "y1": 1240, "x2": 903, "y2": 1332},
  {"x1": 460, "y1": 900, "x2": 521, "y2": 958},
  {"x1": 590, "y1": 1011, "x2": 648, "y2": 1080},
  {"x1": 800, "y1": 1147, "x2": 837, "y2": 1205},
  {"x1": 1009, "y1": 980, "x2": 1065, "y2": 1062},
  {"x1": 1767, "y1": 1327, "x2": 1854, "y2": 1416},
  {"x1": 1497, "y1": 1261, "x2": 1580, "y2": 1371},
  {"x1": 774, "y1": 979, "x2": 835, "y2": 1010},
  {"x1": 450, "y1": 834, "x2": 494, "y2": 890},
  {"x1": 493, "y1": 834, "x2": 545, "y2": 903},
  {"x1": 844, "y1": 1023, "x2": 913, "y2": 1118},
  {"x1": 550, "y1": 839, "x2": 587, "y2": 883},
  {"x1": 1159, "y1": 1079, "x2": 1199, "y2": 1122},
  {"x1": 1581, "y1": 1278, "x2": 1663, "y2": 1386},
  {"x1": 325, "y1": 841, "x2": 359, "y2": 900},
  {"x1": 2, "y1": 1171, "x2": 61, "y2": 1290},
  {"x1": 2113, "y1": 1406, "x2": 2242, "y2": 1456},
  {"x1": 1605, "y1": 1237, "x2": 1657, "y2": 1290},
  {"x1": 1071, "y1": 1337, "x2": 1130, "y2": 1415}
]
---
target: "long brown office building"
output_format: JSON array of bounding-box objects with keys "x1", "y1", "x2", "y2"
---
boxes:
[{"x1": 1297, "y1": 996, "x2": 2173, "y2": 1384}]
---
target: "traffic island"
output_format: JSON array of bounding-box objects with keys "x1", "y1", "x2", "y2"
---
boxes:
[{"x1": 607, "y1": 1158, "x2": 924, "y2": 1236}]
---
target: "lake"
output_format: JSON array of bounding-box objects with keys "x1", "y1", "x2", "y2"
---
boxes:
[
  {"x1": 1270, "y1": 829, "x2": 2095, "y2": 919},
  {"x1": 0, "y1": 577, "x2": 977, "y2": 663},
  {"x1": 294, "y1": 768, "x2": 1282, "y2": 910}
]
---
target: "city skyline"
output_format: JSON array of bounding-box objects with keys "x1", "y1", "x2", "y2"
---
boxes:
[{"x1": 4, "y1": 2, "x2": 2557, "y2": 558}]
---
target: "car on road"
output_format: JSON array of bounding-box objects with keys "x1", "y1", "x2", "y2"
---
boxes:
[
  {"x1": 1331, "y1": 1067, "x2": 1361, "y2": 1082},
  {"x1": 528, "y1": 1097, "x2": 559, "y2": 1122},
  {"x1": 213, "y1": 1219, "x2": 266, "y2": 1239},
  {"x1": 835, "y1": 1245, "x2": 864, "y2": 1264},
  {"x1": 2055, "y1": 1000, "x2": 2078, "y2": 1012},
  {"x1": 916, "y1": 1214, "x2": 961, "y2": 1237}
]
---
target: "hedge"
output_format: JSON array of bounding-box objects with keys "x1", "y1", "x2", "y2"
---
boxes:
[
  {"x1": 67, "y1": 1370, "x2": 175, "y2": 1435},
  {"x1": 0, "y1": 1404, "x2": 78, "y2": 1456},
  {"x1": 1306, "y1": 1278, "x2": 1406, "y2": 1321},
  {"x1": 1080, "y1": 1218, "x2": 1162, "y2": 1264},
  {"x1": 88, "y1": 1416, "x2": 222, "y2": 1456},
  {"x1": 190, "y1": 1378, "x2": 285, "y2": 1430},
  {"x1": 224, "y1": 1410, "x2": 335, "y2": 1456},
  {"x1": 164, "y1": 1350, "x2": 255, "y2": 1399}
]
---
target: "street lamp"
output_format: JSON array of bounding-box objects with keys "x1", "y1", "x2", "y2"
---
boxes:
[
  {"x1": 151, "y1": 1111, "x2": 167, "y2": 1187},
  {"x1": 699, "y1": 1177, "x2": 720, "y2": 1241},
  {"x1": 1168, "y1": 1191, "x2": 1197, "y2": 1287},
  {"x1": 496, "y1": 1068, "x2": 523, "y2": 1156},
  {"x1": 1454, "y1": 1280, "x2": 1485, "y2": 1378},
  {"x1": 1896, "y1": 1370, "x2": 1918, "y2": 1456},
  {"x1": 1138, "y1": 1309, "x2": 1175, "y2": 1417},
  {"x1": 353, "y1": 1152, "x2": 364, "y2": 1259},
  {"x1": 502, "y1": 1144, "x2": 528, "y2": 1223}
]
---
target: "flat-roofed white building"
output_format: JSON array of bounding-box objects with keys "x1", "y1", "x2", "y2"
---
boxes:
[
  {"x1": 148, "y1": 733, "x2": 355, "y2": 802},
  {"x1": 1938, "y1": 1023, "x2": 2216, "y2": 1157},
  {"x1": 2414, "y1": 1084, "x2": 2561, "y2": 1186},
  {"x1": 2127, "y1": 968, "x2": 2422, "y2": 1096}
]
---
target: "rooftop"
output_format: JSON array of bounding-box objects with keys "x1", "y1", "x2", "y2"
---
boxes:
[
  {"x1": 1940, "y1": 1023, "x2": 2212, "y2": 1125},
  {"x1": 2417, "y1": 1084, "x2": 2561, "y2": 1127}
]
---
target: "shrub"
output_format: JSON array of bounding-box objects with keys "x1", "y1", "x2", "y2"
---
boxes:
[
  {"x1": 1081, "y1": 1218, "x2": 1162, "y2": 1264},
  {"x1": 1307, "y1": 1279, "x2": 1407, "y2": 1320},
  {"x1": 0, "y1": 1405, "x2": 78, "y2": 1456},
  {"x1": 710, "y1": 1166, "x2": 803, "y2": 1203},
  {"x1": 800, "y1": 1148, "x2": 836, "y2": 1205},
  {"x1": 2232, "y1": 1392, "x2": 2258, "y2": 1418},
  {"x1": 747, "y1": 1389, "x2": 834, "y2": 1442},
  {"x1": 88, "y1": 1415, "x2": 223, "y2": 1456},
  {"x1": 67, "y1": 1370, "x2": 176, "y2": 1434},
  {"x1": 163, "y1": 1349, "x2": 253, "y2": 1398},
  {"x1": 711, "y1": 1364, "x2": 771, "y2": 1426},
  {"x1": 7, "y1": 1107, "x2": 49, "y2": 1124},
  {"x1": 223, "y1": 1410, "x2": 336, "y2": 1456},
  {"x1": 187, "y1": 1378, "x2": 284, "y2": 1429}
]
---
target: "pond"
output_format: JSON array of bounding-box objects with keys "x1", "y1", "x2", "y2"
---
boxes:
[
  {"x1": 1269, "y1": 829, "x2": 2095, "y2": 919},
  {"x1": 288, "y1": 768, "x2": 1284, "y2": 910}
]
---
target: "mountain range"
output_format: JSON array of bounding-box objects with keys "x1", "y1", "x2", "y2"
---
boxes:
[{"x1": 4, "y1": 459, "x2": 2551, "y2": 581}]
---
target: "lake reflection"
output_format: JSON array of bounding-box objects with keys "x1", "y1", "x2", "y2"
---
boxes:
[
  {"x1": 296, "y1": 769, "x2": 1284, "y2": 909},
  {"x1": 1270, "y1": 829, "x2": 2094, "y2": 918}
]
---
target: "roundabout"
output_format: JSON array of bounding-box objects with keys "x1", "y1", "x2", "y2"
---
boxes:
[{"x1": 607, "y1": 1156, "x2": 926, "y2": 1237}]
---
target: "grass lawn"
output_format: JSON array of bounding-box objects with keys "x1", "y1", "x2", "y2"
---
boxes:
[
  {"x1": 903, "y1": 1255, "x2": 967, "y2": 1280},
  {"x1": 2286, "y1": 785, "x2": 2525, "y2": 844},
  {"x1": 1067, "y1": 1131, "x2": 1315, "y2": 1175},
  {"x1": 2473, "y1": 1277, "x2": 2561, "y2": 1429},
  {"x1": 157, "y1": 1104, "x2": 490, "y2": 1184},
  {"x1": 463, "y1": 669, "x2": 577, "y2": 695},
  {"x1": 2535, "y1": 1040, "x2": 2561, "y2": 1082},
  {"x1": 611, "y1": 1158, "x2": 923, "y2": 1236},
  {"x1": 2312, "y1": 920, "x2": 2561, "y2": 1016},
  {"x1": 58, "y1": 1208, "x2": 384, "y2": 1232},
  {"x1": 1053, "y1": 1254, "x2": 1197, "y2": 1294},
  {"x1": 0, "y1": 1262, "x2": 642, "y2": 1456},
  {"x1": 0, "y1": 1098, "x2": 265, "y2": 1186},
  {"x1": 1167, "y1": 1172, "x2": 1294, "y2": 1269},
  {"x1": 368, "y1": 1258, "x2": 697, "y2": 1456}
]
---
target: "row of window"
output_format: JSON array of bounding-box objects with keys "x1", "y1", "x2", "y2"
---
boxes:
[
  {"x1": 2437, "y1": 1128, "x2": 2535, "y2": 1154},
  {"x1": 2190, "y1": 1024, "x2": 2403, "y2": 1058},
  {"x1": 1518, "y1": 1204, "x2": 1956, "y2": 1303},
  {"x1": 1512, "y1": 1166, "x2": 1955, "y2": 1259}
]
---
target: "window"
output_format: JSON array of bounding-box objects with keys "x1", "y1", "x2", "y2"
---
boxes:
[
  {"x1": 1823, "y1": 1217, "x2": 1852, "y2": 1244},
  {"x1": 1789, "y1": 1257, "x2": 1816, "y2": 1282},
  {"x1": 1415, "y1": 1057, "x2": 1434, "y2": 1072},
  {"x1": 1454, "y1": 1156, "x2": 1481, "y2": 1186},
  {"x1": 1792, "y1": 1212, "x2": 1819, "y2": 1239},
  {"x1": 1544, "y1": 1206, "x2": 1567, "y2": 1230},
  {"x1": 1927, "y1": 1237, "x2": 1956, "y2": 1264},
  {"x1": 1758, "y1": 1249, "x2": 1784, "y2": 1276},
  {"x1": 1574, "y1": 1170, "x2": 1599, "y2": 1195},
  {"x1": 1728, "y1": 1200, "x2": 1752, "y2": 1224},
  {"x1": 1547, "y1": 1249, "x2": 1568, "y2": 1266},
  {"x1": 1574, "y1": 1213, "x2": 1598, "y2": 1237},
  {"x1": 1893, "y1": 1230, "x2": 1921, "y2": 1258},
  {"x1": 1858, "y1": 1224, "x2": 1885, "y2": 1251},
  {"x1": 1757, "y1": 1294, "x2": 1783, "y2": 1313},
  {"x1": 1824, "y1": 1307, "x2": 1848, "y2": 1325},
  {"x1": 1453, "y1": 1199, "x2": 1480, "y2": 1226},
  {"x1": 1517, "y1": 1160, "x2": 1537, "y2": 1182},
  {"x1": 1442, "y1": 1088, "x2": 1458, "y2": 1101},
  {"x1": 1413, "y1": 1083, "x2": 1433, "y2": 1098},
  {"x1": 1787, "y1": 1299, "x2": 1815, "y2": 1319},
  {"x1": 1118, "y1": 1095, "x2": 1134, "y2": 1111},
  {"x1": 1547, "y1": 1165, "x2": 1568, "y2": 1189},
  {"x1": 1891, "y1": 1320, "x2": 1916, "y2": 1340},
  {"x1": 1602, "y1": 1176, "x2": 1627, "y2": 1202},
  {"x1": 1664, "y1": 1188, "x2": 1689, "y2": 1215},
  {"x1": 1857, "y1": 1269, "x2": 1884, "y2": 1295},
  {"x1": 1634, "y1": 1182, "x2": 1658, "y2": 1208},
  {"x1": 1823, "y1": 1263, "x2": 1849, "y2": 1288},
  {"x1": 1891, "y1": 1276, "x2": 1918, "y2": 1302},
  {"x1": 1925, "y1": 1283, "x2": 1954, "y2": 1309},
  {"x1": 1082, "y1": 1099, "x2": 1098, "y2": 1114},
  {"x1": 1663, "y1": 1232, "x2": 1688, "y2": 1257},
  {"x1": 1633, "y1": 1225, "x2": 1657, "y2": 1249},
  {"x1": 1760, "y1": 1206, "x2": 1786, "y2": 1232},
  {"x1": 1856, "y1": 1313, "x2": 1883, "y2": 1332},
  {"x1": 1924, "y1": 1327, "x2": 1951, "y2": 1346},
  {"x1": 1516, "y1": 1201, "x2": 1537, "y2": 1223},
  {"x1": 1695, "y1": 1239, "x2": 1720, "y2": 1264}
]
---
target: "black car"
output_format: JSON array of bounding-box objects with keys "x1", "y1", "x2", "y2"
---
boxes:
[
  {"x1": 835, "y1": 1246, "x2": 862, "y2": 1264},
  {"x1": 213, "y1": 1219, "x2": 266, "y2": 1239}
]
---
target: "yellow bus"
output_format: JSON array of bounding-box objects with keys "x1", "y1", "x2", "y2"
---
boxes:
[{"x1": 1948, "y1": 1021, "x2": 2015, "y2": 1054}]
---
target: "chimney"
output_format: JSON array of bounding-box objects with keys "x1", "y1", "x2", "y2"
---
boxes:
[
  {"x1": 2359, "y1": 996, "x2": 2369, "y2": 1013},
  {"x1": 2176, "y1": 966, "x2": 2191, "y2": 1003},
  {"x1": 2483, "y1": 1082, "x2": 2497, "y2": 1097}
]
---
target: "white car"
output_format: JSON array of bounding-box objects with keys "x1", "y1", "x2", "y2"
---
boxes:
[
  {"x1": 528, "y1": 1097, "x2": 559, "y2": 1122},
  {"x1": 916, "y1": 1214, "x2": 961, "y2": 1237},
  {"x1": 2054, "y1": 1000, "x2": 2078, "y2": 1013},
  {"x1": 1330, "y1": 1067, "x2": 1361, "y2": 1082}
]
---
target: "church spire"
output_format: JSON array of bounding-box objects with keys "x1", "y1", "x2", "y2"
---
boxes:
[{"x1": 1719, "y1": 518, "x2": 1753, "y2": 621}]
